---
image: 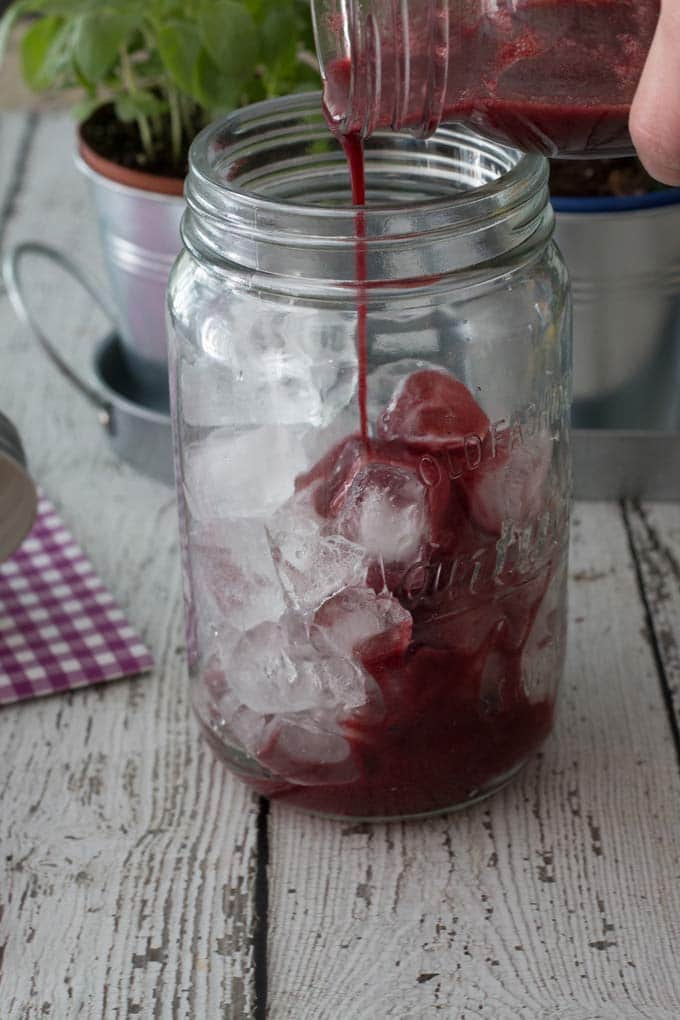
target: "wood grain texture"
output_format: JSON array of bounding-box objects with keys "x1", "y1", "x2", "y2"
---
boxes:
[
  {"x1": 267, "y1": 505, "x2": 680, "y2": 1020},
  {"x1": 0, "y1": 113, "x2": 259, "y2": 1019},
  {"x1": 625, "y1": 502, "x2": 680, "y2": 752},
  {"x1": 4, "y1": 109, "x2": 680, "y2": 1020}
]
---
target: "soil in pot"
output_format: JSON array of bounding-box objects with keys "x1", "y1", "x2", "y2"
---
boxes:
[
  {"x1": 80, "y1": 103, "x2": 205, "y2": 180},
  {"x1": 549, "y1": 157, "x2": 670, "y2": 198}
]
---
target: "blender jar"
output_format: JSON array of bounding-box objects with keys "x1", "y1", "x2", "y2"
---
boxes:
[
  {"x1": 167, "y1": 93, "x2": 572, "y2": 820},
  {"x1": 313, "y1": 0, "x2": 660, "y2": 157}
]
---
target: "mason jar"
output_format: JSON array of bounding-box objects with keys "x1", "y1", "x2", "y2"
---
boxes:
[
  {"x1": 167, "y1": 93, "x2": 571, "y2": 820},
  {"x1": 313, "y1": 0, "x2": 659, "y2": 157}
]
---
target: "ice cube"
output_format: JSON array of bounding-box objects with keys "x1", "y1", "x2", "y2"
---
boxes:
[
  {"x1": 313, "y1": 586, "x2": 412, "y2": 665},
  {"x1": 268, "y1": 506, "x2": 369, "y2": 614},
  {"x1": 366, "y1": 359, "x2": 447, "y2": 431},
  {"x1": 256, "y1": 712, "x2": 359, "y2": 785},
  {"x1": 298, "y1": 436, "x2": 458, "y2": 576},
  {"x1": 190, "y1": 518, "x2": 286, "y2": 635},
  {"x1": 225, "y1": 693, "x2": 275, "y2": 756},
  {"x1": 181, "y1": 312, "x2": 357, "y2": 428},
  {"x1": 209, "y1": 654, "x2": 361, "y2": 785},
  {"x1": 335, "y1": 460, "x2": 430, "y2": 570},
  {"x1": 302, "y1": 404, "x2": 361, "y2": 468},
  {"x1": 465, "y1": 433, "x2": 553, "y2": 536},
  {"x1": 377, "y1": 369, "x2": 490, "y2": 451},
  {"x1": 184, "y1": 425, "x2": 310, "y2": 522},
  {"x1": 179, "y1": 356, "x2": 239, "y2": 429},
  {"x1": 226, "y1": 615, "x2": 371, "y2": 715},
  {"x1": 204, "y1": 652, "x2": 360, "y2": 784}
]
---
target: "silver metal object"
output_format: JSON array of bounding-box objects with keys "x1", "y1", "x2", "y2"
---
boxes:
[
  {"x1": 573, "y1": 430, "x2": 680, "y2": 502},
  {"x1": 553, "y1": 198, "x2": 680, "y2": 431},
  {"x1": 5, "y1": 235, "x2": 680, "y2": 500},
  {"x1": 0, "y1": 410, "x2": 38, "y2": 563},
  {"x1": 75, "y1": 155, "x2": 184, "y2": 387},
  {"x1": 553, "y1": 193, "x2": 680, "y2": 500},
  {"x1": 2, "y1": 242, "x2": 174, "y2": 487}
]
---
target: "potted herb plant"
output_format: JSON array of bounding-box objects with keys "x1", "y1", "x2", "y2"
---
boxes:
[{"x1": 0, "y1": 0, "x2": 319, "y2": 387}]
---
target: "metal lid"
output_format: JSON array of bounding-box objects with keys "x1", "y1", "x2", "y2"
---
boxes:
[{"x1": 0, "y1": 411, "x2": 38, "y2": 563}]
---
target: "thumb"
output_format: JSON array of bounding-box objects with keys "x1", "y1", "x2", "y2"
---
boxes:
[{"x1": 630, "y1": 0, "x2": 680, "y2": 185}]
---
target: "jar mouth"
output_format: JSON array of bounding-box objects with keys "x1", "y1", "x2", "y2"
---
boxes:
[{"x1": 184, "y1": 92, "x2": 551, "y2": 284}]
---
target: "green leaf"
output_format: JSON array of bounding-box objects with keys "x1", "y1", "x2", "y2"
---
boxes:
[
  {"x1": 198, "y1": 1, "x2": 258, "y2": 79},
  {"x1": 240, "y1": 0, "x2": 263, "y2": 17},
  {"x1": 0, "y1": 2, "x2": 32, "y2": 65},
  {"x1": 148, "y1": 0, "x2": 185, "y2": 17},
  {"x1": 74, "y1": 10, "x2": 138, "y2": 82},
  {"x1": 157, "y1": 19, "x2": 201, "y2": 96},
  {"x1": 192, "y1": 48, "x2": 243, "y2": 110},
  {"x1": 114, "y1": 90, "x2": 167, "y2": 122},
  {"x1": 71, "y1": 95, "x2": 103, "y2": 121},
  {"x1": 21, "y1": 1, "x2": 96, "y2": 15},
  {"x1": 260, "y1": 5, "x2": 297, "y2": 66},
  {"x1": 20, "y1": 15, "x2": 65, "y2": 89}
]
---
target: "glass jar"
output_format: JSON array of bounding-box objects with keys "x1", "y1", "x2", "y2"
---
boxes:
[
  {"x1": 167, "y1": 93, "x2": 571, "y2": 820},
  {"x1": 313, "y1": 0, "x2": 659, "y2": 157}
]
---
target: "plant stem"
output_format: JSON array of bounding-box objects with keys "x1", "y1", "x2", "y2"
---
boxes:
[
  {"x1": 167, "y1": 85, "x2": 183, "y2": 167},
  {"x1": 119, "y1": 45, "x2": 154, "y2": 161},
  {"x1": 179, "y1": 93, "x2": 195, "y2": 141}
]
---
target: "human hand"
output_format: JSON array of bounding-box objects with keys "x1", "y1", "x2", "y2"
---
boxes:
[{"x1": 630, "y1": 0, "x2": 680, "y2": 185}]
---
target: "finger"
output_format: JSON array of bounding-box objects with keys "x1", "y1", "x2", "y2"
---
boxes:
[{"x1": 629, "y1": 0, "x2": 680, "y2": 185}]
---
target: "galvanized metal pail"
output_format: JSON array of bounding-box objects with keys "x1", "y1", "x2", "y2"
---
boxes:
[
  {"x1": 553, "y1": 189, "x2": 680, "y2": 432},
  {"x1": 3, "y1": 243, "x2": 174, "y2": 487},
  {"x1": 75, "y1": 155, "x2": 184, "y2": 389}
]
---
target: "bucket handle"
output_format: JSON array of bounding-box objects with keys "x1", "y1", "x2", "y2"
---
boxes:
[{"x1": 2, "y1": 242, "x2": 116, "y2": 425}]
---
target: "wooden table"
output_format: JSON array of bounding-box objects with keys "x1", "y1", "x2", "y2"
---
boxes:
[{"x1": 2, "y1": 110, "x2": 680, "y2": 1020}]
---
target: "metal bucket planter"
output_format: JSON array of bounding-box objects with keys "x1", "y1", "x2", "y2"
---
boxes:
[
  {"x1": 3, "y1": 243, "x2": 174, "y2": 487},
  {"x1": 553, "y1": 187, "x2": 680, "y2": 498},
  {"x1": 76, "y1": 137, "x2": 184, "y2": 391}
]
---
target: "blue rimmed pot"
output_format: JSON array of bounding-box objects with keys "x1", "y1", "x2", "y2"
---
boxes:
[
  {"x1": 553, "y1": 186, "x2": 680, "y2": 499},
  {"x1": 552, "y1": 187, "x2": 680, "y2": 433}
]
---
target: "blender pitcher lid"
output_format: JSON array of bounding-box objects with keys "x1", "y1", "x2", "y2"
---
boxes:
[{"x1": 0, "y1": 411, "x2": 38, "y2": 564}]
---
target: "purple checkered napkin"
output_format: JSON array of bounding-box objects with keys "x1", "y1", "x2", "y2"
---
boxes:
[{"x1": 0, "y1": 496, "x2": 154, "y2": 705}]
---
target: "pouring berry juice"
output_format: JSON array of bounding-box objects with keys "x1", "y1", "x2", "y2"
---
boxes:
[{"x1": 317, "y1": 0, "x2": 659, "y2": 157}]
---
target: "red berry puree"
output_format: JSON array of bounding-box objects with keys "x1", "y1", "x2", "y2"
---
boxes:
[
  {"x1": 249, "y1": 366, "x2": 562, "y2": 817},
  {"x1": 323, "y1": 0, "x2": 659, "y2": 157}
]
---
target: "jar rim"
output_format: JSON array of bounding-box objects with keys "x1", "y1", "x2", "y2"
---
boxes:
[
  {"x1": 189, "y1": 92, "x2": 546, "y2": 213},
  {"x1": 184, "y1": 92, "x2": 552, "y2": 284}
]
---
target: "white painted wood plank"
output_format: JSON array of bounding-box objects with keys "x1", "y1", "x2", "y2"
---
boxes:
[
  {"x1": 267, "y1": 504, "x2": 680, "y2": 1020},
  {"x1": 626, "y1": 501, "x2": 680, "y2": 737},
  {"x1": 0, "y1": 113, "x2": 259, "y2": 1018}
]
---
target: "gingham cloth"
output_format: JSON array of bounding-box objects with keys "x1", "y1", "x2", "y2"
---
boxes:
[{"x1": 0, "y1": 497, "x2": 154, "y2": 705}]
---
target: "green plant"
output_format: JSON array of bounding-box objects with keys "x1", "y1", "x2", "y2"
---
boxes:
[{"x1": 0, "y1": 0, "x2": 319, "y2": 167}]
